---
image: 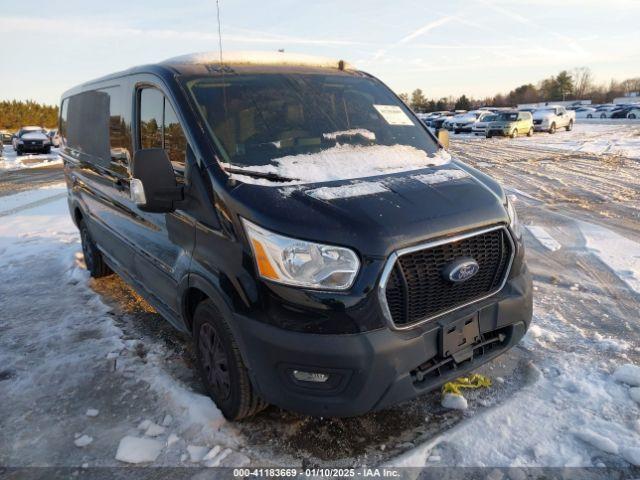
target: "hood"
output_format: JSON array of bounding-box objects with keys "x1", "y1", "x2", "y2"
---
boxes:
[
  {"x1": 532, "y1": 111, "x2": 554, "y2": 120},
  {"x1": 21, "y1": 132, "x2": 48, "y2": 140},
  {"x1": 227, "y1": 161, "x2": 508, "y2": 258}
]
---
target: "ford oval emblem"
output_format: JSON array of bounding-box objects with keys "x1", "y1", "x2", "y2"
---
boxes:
[{"x1": 442, "y1": 257, "x2": 480, "y2": 283}]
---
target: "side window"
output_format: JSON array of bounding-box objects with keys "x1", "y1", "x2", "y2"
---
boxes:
[
  {"x1": 164, "y1": 101, "x2": 187, "y2": 174},
  {"x1": 66, "y1": 90, "x2": 111, "y2": 168},
  {"x1": 103, "y1": 86, "x2": 131, "y2": 176},
  {"x1": 138, "y1": 87, "x2": 187, "y2": 175},
  {"x1": 59, "y1": 98, "x2": 68, "y2": 146},
  {"x1": 139, "y1": 88, "x2": 163, "y2": 149}
]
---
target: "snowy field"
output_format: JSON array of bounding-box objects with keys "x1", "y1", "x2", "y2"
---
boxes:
[
  {"x1": 1, "y1": 122, "x2": 640, "y2": 475},
  {"x1": 0, "y1": 144, "x2": 62, "y2": 171}
]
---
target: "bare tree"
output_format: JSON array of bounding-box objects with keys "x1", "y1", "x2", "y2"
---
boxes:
[{"x1": 572, "y1": 67, "x2": 593, "y2": 99}]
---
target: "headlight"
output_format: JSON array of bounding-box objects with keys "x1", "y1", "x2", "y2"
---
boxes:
[
  {"x1": 242, "y1": 219, "x2": 360, "y2": 290},
  {"x1": 17, "y1": 139, "x2": 24, "y2": 144},
  {"x1": 506, "y1": 197, "x2": 522, "y2": 239}
]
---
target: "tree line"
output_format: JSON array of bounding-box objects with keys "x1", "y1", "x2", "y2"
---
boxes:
[
  {"x1": 399, "y1": 68, "x2": 640, "y2": 113},
  {"x1": 0, "y1": 100, "x2": 59, "y2": 131}
]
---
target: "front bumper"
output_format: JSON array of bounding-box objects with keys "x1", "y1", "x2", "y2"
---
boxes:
[
  {"x1": 18, "y1": 143, "x2": 48, "y2": 153},
  {"x1": 486, "y1": 128, "x2": 511, "y2": 136},
  {"x1": 232, "y1": 267, "x2": 532, "y2": 417}
]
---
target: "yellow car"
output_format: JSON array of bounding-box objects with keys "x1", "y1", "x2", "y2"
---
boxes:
[{"x1": 486, "y1": 110, "x2": 534, "y2": 138}]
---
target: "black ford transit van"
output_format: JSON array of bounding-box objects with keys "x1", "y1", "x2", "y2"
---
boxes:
[{"x1": 60, "y1": 52, "x2": 532, "y2": 420}]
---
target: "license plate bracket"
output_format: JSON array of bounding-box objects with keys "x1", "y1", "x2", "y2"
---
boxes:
[{"x1": 440, "y1": 314, "x2": 480, "y2": 363}]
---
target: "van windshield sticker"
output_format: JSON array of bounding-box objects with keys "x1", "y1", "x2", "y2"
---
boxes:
[{"x1": 373, "y1": 105, "x2": 414, "y2": 126}]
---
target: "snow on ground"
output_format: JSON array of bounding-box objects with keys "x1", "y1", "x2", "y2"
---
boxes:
[
  {"x1": 526, "y1": 225, "x2": 561, "y2": 252},
  {"x1": 0, "y1": 186, "x2": 247, "y2": 467},
  {"x1": 452, "y1": 121, "x2": 640, "y2": 160},
  {"x1": 580, "y1": 221, "x2": 640, "y2": 295},
  {"x1": 0, "y1": 145, "x2": 62, "y2": 171}
]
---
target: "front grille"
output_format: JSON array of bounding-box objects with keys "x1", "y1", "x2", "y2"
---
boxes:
[{"x1": 383, "y1": 227, "x2": 513, "y2": 328}]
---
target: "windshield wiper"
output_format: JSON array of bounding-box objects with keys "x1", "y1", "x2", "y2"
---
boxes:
[{"x1": 224, "y1": 167, "x2": 298, "y2": 183}]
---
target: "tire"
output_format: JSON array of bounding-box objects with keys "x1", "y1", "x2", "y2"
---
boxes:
[
  {"x1": 527, "y1": 127, "x2": 534, "y2": 137},
  {"x1": 193, "y1": 300, "x2": 267, "y2": 420},
  {"x1": 566, "y1": 120, "x2": 573, "y2": 131},
  {"x1": 510, "y1": 129, "x2": 518, "y2": 139},
  {"x1": 486, "y1": 132, "x2": 492, "y2": 138},
  {"x1": 600, "y1": 113, "x2": 606, "y2": 119},
  {"x1": 630, "y1": 114, "x2": 637, "y2": 119},
  {"x1": 44, "y1": 147, "x2": 51, "y2": 154},
  {"x1": 587, "y1": 114, "x2": 593, "y2": 119},
  {"x1": 16, "y1": 149, "x2": 22, "y2": 156},
  {"x1": 79, "y1": 219, "x2": 112, "y2": 278},
  {"x1": 549, "y1": 123, "x2": 556, "y2": 134}
]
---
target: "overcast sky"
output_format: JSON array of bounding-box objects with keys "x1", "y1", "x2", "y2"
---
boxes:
[{"x1": 2, "y1": 0, "x2": 639, "y2": 105}]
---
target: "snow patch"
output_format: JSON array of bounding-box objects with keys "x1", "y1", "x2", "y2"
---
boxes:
[
  {"x1": 580, "y1": 222, "x2": 640, "y2": 294},
  {"x1": 306, "y1": 181, "x2": 388, "y2": 200},
  {"x1": 621, "y1": 447, "x2": 640, "y2": 466},
  {"x1": 441, "y1": 393, "x2": 468, "y2": 410},
  {"x1": 613, "y1": 364, "x2": 640, "y2": 386},
  {"x1": 74, "y1": 435, "x2": 93, "y2": 447},
  {"x1": 322, "y1": 129, "x2": 376, "y2": 141},
  {"x1": 144, "y1": 422, "x2": 166, "y2": 437},
  {"x1": 412, "y1": 168, "x2": 469, "y2": 186},
  {"x1": 574, "y1": 428, "x2": 618, "y2": 454},
  {"x1": 115, "y1": 436, "x2": 164, "y2": 464},
  {"x1": 85, "y1": 408, "x2": 99, "y2": 417},
  {"x1": 526, "y1": 226, "x2": 561, "y2": 252},
  {"x1": 223, "y1": 144, "x2": 451, "y2": 186},
  {"x1": 187, "y1": 445, "x2": 209, "y2": 462}
]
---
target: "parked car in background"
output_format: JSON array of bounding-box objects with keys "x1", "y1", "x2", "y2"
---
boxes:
[
  {"x1": 1, "y1": 130, "x2": 13, "y2": 145},
  {"x1": 430, "y1": 112, "x2": 455, "y2": 129},
  {"x1": 486, "y1": 110, "x2": 534, "y2": 138},
  {"x1": 472, "y1": 114, "x2": 497, "y2": 135},
  {"x1": 627, "y1": 107, "x2": 640, "y2": 119},
  {"x1": 60, "y1": 51, "x2": 531, "y2": 420},
  {"x1": 532, "y1": 106, "x2": 575, "y2": 133},
  {"x1": 48, "y1": 129, "x2": 61, "y2": 147},
  {"x1": 12, "y1": 126, "x2": 52, "y2": 155},
  {"x1": 573, "y1": 107, "x2": 597, "y2": 119},
  {"x1": 451, "y1": 111, "x2": 494, "y2": 134},
  {"x1": 592, "y1": 105, "x2": 618, "y2": 119},
  {"x1": 609, "y1": 106, "x2": 636, "y2": 119}
]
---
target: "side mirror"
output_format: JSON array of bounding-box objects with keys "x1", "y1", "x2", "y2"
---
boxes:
[
  {"x1": 131, "y1": 148, "x2": 183, "y2": 213},
  {"x1": 437, "y1": 129, "x2": 450, "y2": 149}
]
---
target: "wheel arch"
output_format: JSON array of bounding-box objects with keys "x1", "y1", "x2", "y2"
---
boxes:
[{"x1": 180, "y1": 273, "x2": 236, "y2": 334}]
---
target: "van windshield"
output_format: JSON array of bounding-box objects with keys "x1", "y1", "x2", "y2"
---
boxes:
[{"x1": 183, "y1": 73, "x2": 439, "y2": 168}]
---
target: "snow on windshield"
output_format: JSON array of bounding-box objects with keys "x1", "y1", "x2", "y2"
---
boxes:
[
  {"x1": 322, "y1": 129, "x2": 376, "y2": 142},
  {"x1": 223, "y1": 144, "x2": 452, "y2": 186}
]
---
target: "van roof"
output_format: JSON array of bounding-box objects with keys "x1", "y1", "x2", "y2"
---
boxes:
[
  {"x1": 61, "y1": 51, "x2": 357, "y2": 99},
  {"x1": 161, "y1": 50, "x2": 353, "y2": 70}
]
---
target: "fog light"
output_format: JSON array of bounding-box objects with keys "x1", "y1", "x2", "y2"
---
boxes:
[{"x1": 292, "y1": 370, "x2": 329, "y2": 383}]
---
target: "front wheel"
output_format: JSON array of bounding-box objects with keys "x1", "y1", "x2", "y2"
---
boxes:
[
  {"x1": 587, "y1": 114, "x2": 593, "y2": 118},
  {"x1": 549, "y1": 123, "x2": 556, "y2": 134},
  {"x1": 485, "y1": 132, "x2": 492, "y2": 138},
  {"x1": 79, "y1": 219, "x2": 112, "y2": 278},
  {"x1": 600, "y1": 113, "x2": 607, "y2": 119},
  {"x1": 630, "y1": 113, "x2": 637, "y2": 119},
  {"x1": 194, "y1": 300, "x2": 267, "y2": 420},
  {"x1": 510, "y1": 129, "x2": 518, "y2": 139},
  {"x1": 566, "y1": 120, "x2": 573, "y2": 131},
  {"x1": 527, "y1": 127, "x2": 534, "y2": 137}
]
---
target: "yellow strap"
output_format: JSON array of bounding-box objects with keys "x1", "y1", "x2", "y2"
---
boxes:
[{"x1": 442, "y1": 374, "x2": 492, "y2": 396}]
